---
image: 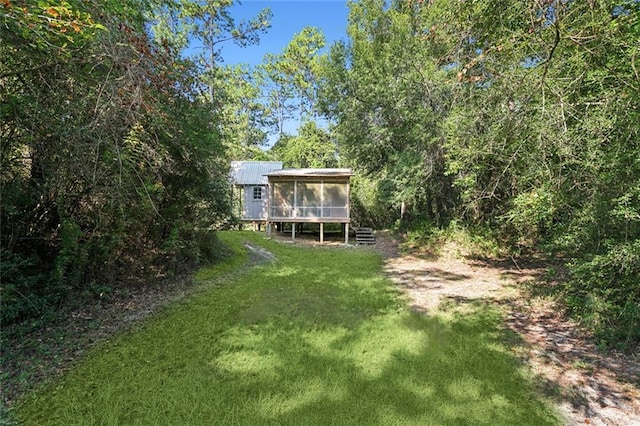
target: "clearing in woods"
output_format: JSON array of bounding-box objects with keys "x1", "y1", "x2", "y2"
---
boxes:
[{"x1": 3, "y1": 231, "x2": 639, "y2": 425}]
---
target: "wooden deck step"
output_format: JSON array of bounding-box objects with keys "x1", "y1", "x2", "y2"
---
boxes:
[{"x1": 354, "y1": 227, "x2": 376, "y2": 245}]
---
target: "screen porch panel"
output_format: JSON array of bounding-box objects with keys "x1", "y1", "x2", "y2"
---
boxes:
[{"x1": 270, "y1": 180, "x2": 349, "y2": 220}]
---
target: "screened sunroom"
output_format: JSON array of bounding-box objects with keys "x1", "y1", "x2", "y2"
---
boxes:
[{"x1": 265, "y1": 168, "x2": 352, "y2": 243}]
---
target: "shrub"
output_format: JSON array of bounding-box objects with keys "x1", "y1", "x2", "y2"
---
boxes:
[
  {"x1": 563, "y1": 239, "x2": 640, "y2": 350},
  {"x1": 402, "y1": 220, "x2": 503, "y2": 258},
  {"x1": 0, "y1": 250, "x2": 57, "y2": 324},
  {"x1": 161, "y1": 224, "x2": 227, "y2": 272}
]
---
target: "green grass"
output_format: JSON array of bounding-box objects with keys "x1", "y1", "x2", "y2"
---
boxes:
[
  {"x1": 15, "y1": 231, "x2": 560, "y2": 425},
  {"x1": 193, "y1": 230, "x2": 250, "y2": 281}
]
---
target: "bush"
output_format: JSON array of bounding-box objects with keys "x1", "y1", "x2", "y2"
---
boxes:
[
  {"x1": 162, "y1": 225, "x2": 227, "y2": 271},
  {"x1": 402, "y1": 220, "x2": 503, "y2": 258},
  {"x1": 402, "y1": 221, "x2": 446, "y2": 251},
  {"x1": 563, "y1": 239, "x2": 640, "y2": 350},
  {"x1": 0, "y1": 250, "x2": 58, "y2": 324}
]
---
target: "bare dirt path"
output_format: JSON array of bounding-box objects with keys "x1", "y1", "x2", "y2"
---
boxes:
[{"x1": 376, "y1": 233, "x2": 640, "y2": 426}]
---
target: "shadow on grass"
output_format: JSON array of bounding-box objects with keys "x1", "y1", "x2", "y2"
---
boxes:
[
  {"x1": 15, "y1": 233, "x2": 560, "y2": 425},
  {"x1": 246, "y1": 310, "x2": 556, "y2": 425}
]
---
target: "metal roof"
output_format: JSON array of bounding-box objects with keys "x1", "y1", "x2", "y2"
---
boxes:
[
  {"x1": 265, "y1": 168, "x2": 353, "y2": 178},
  {"x1": 230, "y1": 161, "x2": 283, "y2": 185}
]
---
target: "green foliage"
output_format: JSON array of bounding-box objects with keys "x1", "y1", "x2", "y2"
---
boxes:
[
  {"x1": 563, "y1": 240, "x2": 640, "y2": 349},
  {"x1": 349, "y1": 174, "x2": 396, "y2": 228},
  {"x1": 193, "y1": 230, "x2": 249, "y2": 281},
  {"x1": 502, "y1": 187, "x2": 559, "y2": 244},
  {"x1": 403, "y1": 221, "x2": 447, "y2": 252},
  {"x1": 279, "y1": 26, "x2": 326, "y2": 120},
  {"x1": 54, "y1": 219, "x2": 86, "y2": 290},
  {"x1": 319, "y1": 0, "x2": 456, "y2": 226},
  {"x1": 402, "y1": 221, "x2": 503, "y2": 259},
  {"x1": 0, "y1": 0, "x2": 106, "y2": 51},
  {"x1": 316, "y1": 0, "x2": 640, "y2": 349},
  {"x1": 0, "y1": 251, "x2": 53, "y2": 324},
  {"x1": 213, "y1": 65, "x2": 270, "y2": 158},
  {"x1": 270, "y1": 121, "x2": 337, "y2": 168},
  {"x1": 0, "y1": 0, "x2": 233, "y2": 327},
  {"x1": 258, "y1": 26, "x2": 326, "y2": 139},
  {"x1": 161, "y1": 225, "x2": 227, "y2": 272},
  {"x1": 147, "y1": 0, "x2": 272, "y2": 66}
]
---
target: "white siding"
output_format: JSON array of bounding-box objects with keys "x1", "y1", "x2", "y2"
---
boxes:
[{"x1": 242, "y1": 185, "x2": 268, "y2": 220}]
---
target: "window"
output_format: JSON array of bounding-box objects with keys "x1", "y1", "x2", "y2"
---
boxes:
[{"x1": 252, "y1": 186, "x2": 263, "y2": 200}]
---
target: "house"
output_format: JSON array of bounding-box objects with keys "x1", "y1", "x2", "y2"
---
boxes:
[
  {"x1": 230, "y1": 161, "x2": 283, "y2": 228},
  {"x1": 265, "y1": 168, "x2": 353, "y2": 244},
  {"x1": 230, "y1": 163, "x2": 354, "y2": 243}
]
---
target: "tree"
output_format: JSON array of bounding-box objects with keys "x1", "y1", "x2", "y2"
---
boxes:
[
  {"x1": 436, "y1": 0, "x2": 640, "y2": 346},
  {"x1": 258, "y1": 53, "x2": 297, "y2": 137},
  {"x1": 318, "y1": 0, "x2": 456, "y2": 226},
  {"x1": 147, "y1": 0, "x2": 272, "y2": 104},
  {"x1": 259, "y1": 26, "x2": 326, "y2": 138},
  {"x1": 270, "y1": 121, "x2": 337, "y2": 168},
  {"x1": 213, "y1": 64, "x2": 270, "y2": 159},
  {"x1": 320, "y1": 0, "x2": 640, "y2": 346},
  {"x1": 281, "y1": 26, "x2": 326, "y2": 120},
  {"x1": 437, "y1": 0, "x2": 640, "y2": 246},
  {"x1": 1, "y1": 0, "x2": 232, "y2": 324}
]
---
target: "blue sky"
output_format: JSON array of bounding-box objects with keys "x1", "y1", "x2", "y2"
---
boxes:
[
  {"x1": 208, "y1": 0, "x2": 350, "y2": 144},
  {"x1": 220, "y1": 0, "x2": 351, "y2": 66}
]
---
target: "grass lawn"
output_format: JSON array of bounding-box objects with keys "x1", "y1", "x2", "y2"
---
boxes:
[{"x1": 15, "y1": 231, "x2": 560, "y2": 425}]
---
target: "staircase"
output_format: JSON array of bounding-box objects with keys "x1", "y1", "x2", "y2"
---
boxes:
[{"x1": 354, "y1": 227, "x2": 376, "y2": 245}]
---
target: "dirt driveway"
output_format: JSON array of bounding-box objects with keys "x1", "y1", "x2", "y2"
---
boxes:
[{"x1": 379, "y1": 235, "x2": 640, "y2": 426}]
